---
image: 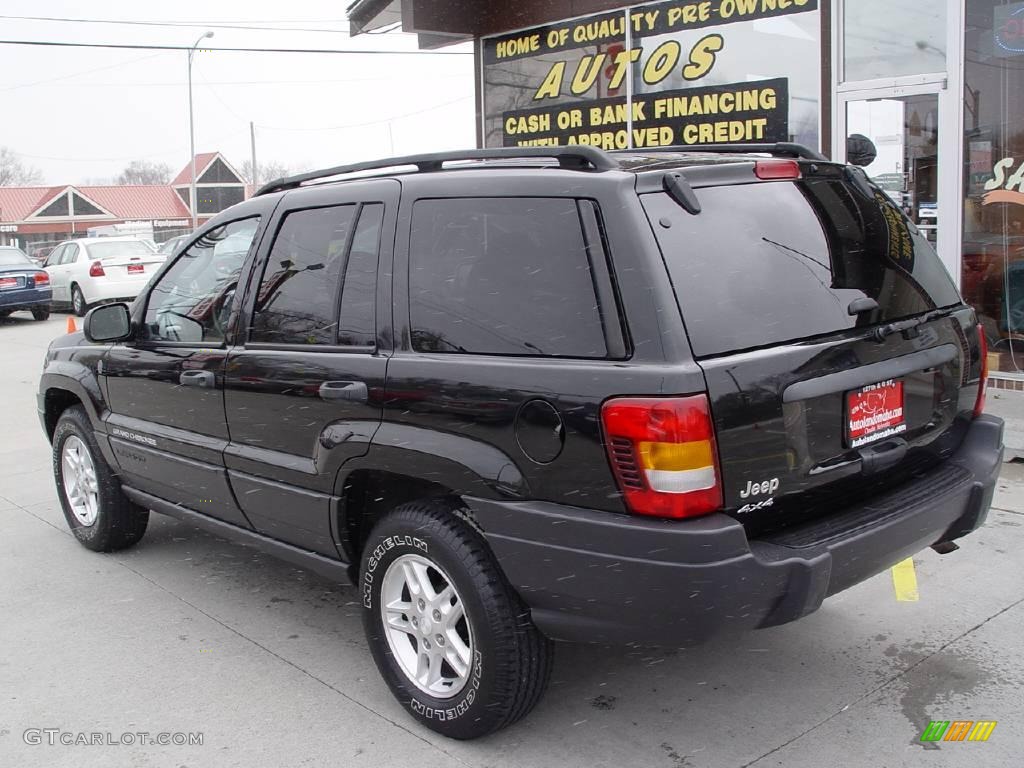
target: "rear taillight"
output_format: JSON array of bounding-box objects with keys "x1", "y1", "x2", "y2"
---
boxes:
[
  {"x1": 32, "y1": 271, "x2": 49, "y2": 287},
  {"x1": 755, "y1": 159, "x2": 801, "y2": 180},
  {"x1": 975, "y1": 324, "x2": 989, "y2": 418},
  {"x1": 88, "y1": 261, "x2": 105, "y2": 277},
  {"x1": 601, "y1": 395, "x2": 723, "y2": 520}
]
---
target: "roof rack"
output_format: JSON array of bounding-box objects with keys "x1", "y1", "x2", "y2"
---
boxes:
[
  {"x1": 613, "y1": 143, "x2": 828, "y2": 162},
  {"x1": 255, "y1": 146, "x2": 620, "y2": 196}
]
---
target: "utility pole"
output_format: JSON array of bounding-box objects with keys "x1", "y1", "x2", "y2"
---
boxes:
[
  {"x1": 188, "y1": 30, "x2": 214, "y2": 230},
  {"x1": 250, "y1": 121, "x2": 258, "y2": 194}
]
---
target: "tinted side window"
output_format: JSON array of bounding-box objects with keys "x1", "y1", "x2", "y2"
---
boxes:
[
  {"x1": 409, "y1": 198, "x2": 608, "y2": 358},
  {"x1": 338, "y1": 204, "x2": 383, "y2": 347},
  {"x1": 250, "y1": 205, "x2": 357, "y2": 345},
  {"x1": 144, "y1": 218, "x2": 260, "y2": 344}
]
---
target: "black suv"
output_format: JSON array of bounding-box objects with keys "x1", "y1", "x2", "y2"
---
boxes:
[{"x1": 38, "y1": 145, "x2": 1004, "y2": 739}]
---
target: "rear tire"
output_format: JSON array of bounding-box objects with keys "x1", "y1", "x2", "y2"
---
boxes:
[
  {"x1": 361, "y1": 499, "x2": 552, "y2": 740},
  {"x1": 71, "y1": 285, "x2": 87, "y2": 317},
  {"x1": 32, "y1": 306, "x2": 50, "y2": 321},
  {"x1": 52, "y1": 405, "x2": 148, "y2": 552}
]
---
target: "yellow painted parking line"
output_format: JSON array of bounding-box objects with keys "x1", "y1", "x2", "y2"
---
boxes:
[{"x1": 891, "y1": 558, "x2": 919, "y2": 602}]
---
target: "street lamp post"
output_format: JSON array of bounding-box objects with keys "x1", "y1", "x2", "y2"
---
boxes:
[{"x1": 188, "y1": 31, "x2": 214, "y2": 230}]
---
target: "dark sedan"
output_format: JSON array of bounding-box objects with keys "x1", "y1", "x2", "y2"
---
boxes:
[{"x1": 0, "y1": 247, "x2": 52, "y2": 321}]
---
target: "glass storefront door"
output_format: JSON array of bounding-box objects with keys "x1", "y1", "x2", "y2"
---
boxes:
[
  {"x1": 837, "y1": 79, "x2": 959, "y2": 286},
  {"x1": 844, "y1": 94, "x2": 941, "y2": 246}
]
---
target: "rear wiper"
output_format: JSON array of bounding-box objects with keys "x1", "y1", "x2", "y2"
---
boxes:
[{"x1": 872, "y1": 306, "x2": 960, "y2": 342}]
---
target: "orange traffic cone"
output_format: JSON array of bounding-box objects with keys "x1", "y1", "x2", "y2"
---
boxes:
[{"x1": 66, "y1": 316, "x2": 77, "y2": 334}]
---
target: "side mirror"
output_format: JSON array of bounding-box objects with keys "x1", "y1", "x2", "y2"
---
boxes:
[{"x1": 84, "y1": 303, "x2": 133, "y2": 343}]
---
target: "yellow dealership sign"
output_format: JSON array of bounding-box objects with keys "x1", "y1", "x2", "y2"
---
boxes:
[{"x1": 481, "y1": 0, "x2": 821, "y2": 150}]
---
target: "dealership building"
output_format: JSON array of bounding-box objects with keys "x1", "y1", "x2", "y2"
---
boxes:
[
  {"x1": 350, "y1": 0, "x2": 1024, "y2": 380},
  {"x1": 0, "y1": 152, "x2": 246, "y2": 255}
]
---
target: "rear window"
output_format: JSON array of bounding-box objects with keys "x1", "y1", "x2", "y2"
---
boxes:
[
  {"x1": 643, "y1": 175, "x2": 961, "y2": 357},
  {"x1": 0, "y1": 249, "x2": 30, "y2": 266},
  {"x1": 87, "y1": 241, "x2": 154, "y2": 259}
]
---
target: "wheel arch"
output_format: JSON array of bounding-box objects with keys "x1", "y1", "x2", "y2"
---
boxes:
[
  {"x1": 337, "y1": 469, "x2": 472, "y2": 566},
  {"x1": 41, "y1": 368, "x2": 106, "y2": 443},
  {"x1": 333, "y1": 427, "x2": 529, "y2": 564}
]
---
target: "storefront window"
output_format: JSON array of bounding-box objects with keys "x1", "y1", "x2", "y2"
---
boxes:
[
  {"x1": 844, "y1": 1, "x2": 947, "y2": 81},
  {"x1": 963, "y1": 0, "x2": 1024, "y2": 374},
  {"x1": 481, "y1": 1, "x2": 821, "y2": 151},
  {"x1": 631, "y1": 5, "x2": 821, "y2": 150}
]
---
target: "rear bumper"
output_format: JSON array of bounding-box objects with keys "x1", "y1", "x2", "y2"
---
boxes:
[
  {"x1": 468, "y1": 414, "x2": 1004, "y2": 646},
  {"x1": 84, "y1": 277, "x2": 149, "y2": 303},
  {"x1": 0, "y1": 286, "x2": 51, "y2": 310}
]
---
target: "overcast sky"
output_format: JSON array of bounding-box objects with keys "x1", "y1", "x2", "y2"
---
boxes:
[{"x1": 0, "y1": 0, "x2": 476, "y2": 184}]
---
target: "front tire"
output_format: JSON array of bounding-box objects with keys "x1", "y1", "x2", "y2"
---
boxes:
[
  {"x1": 361, "y1": 499, "x2": 552, "y2": 740},
  {"x1": 71, "y1": 284, "x2": 87, "y2": 317},
  {"x1": 32, "y1": 306, "x2": 50, "y2": 321},
  {"x1": 53, "y1": 405, "x2": 148, "y2": 552}
]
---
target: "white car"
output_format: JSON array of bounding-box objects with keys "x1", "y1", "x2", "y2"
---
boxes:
[{"x1": 44, "y1": 237, "x2": 165, "y2": 316}]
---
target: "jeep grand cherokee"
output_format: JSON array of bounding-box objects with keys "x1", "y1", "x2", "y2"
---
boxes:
[{"x1": 38, "y1": 145, "x2": 1003, "y2": 739}]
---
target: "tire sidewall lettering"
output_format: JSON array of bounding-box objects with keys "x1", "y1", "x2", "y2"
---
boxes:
[
  {"x1": 362, "y1": 534, "x2": 428, "y2": 609},
  {"x1": 407, "y1": 650, "x2": 483, "y2": 721}
]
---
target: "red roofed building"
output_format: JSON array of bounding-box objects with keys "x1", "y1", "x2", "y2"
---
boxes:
[{"x1": 0, "y1": 152, "x2": 247, "y2": 255}]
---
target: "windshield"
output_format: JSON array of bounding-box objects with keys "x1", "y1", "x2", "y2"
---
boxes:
[
  {"x1": 87, "y1": 241, "x2": 155, "y2": 260},
  {"x1": 159, "y1": 237, "x2": 184, "y2": 254},
  {"x1": 0, "y1": 249, "x2": 31, "y2": 266},
  {"x1": 643, "y1": 174, "x2": 962, "y2": 357}
]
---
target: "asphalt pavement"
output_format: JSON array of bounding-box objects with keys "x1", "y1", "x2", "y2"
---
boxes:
[{"x1": 1, "y1": 311, "x2": 1022, "y2": 768}]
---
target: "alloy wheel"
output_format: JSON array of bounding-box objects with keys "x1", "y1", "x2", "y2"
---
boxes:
[
  {"x1": 379, "y1": 553, "x2": 474, "y2": 699},
  {"x1": 61, "y1": 435, "x2": 100, "y2": 526}
]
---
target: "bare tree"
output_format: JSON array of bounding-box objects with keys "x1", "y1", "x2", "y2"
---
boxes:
[
  {"x1": 117, "y1": 160, "x2": 172, "y2": 185},
  {"x1": 0, "y1": 147, "x2": 43, "y2": 185},
  {"x1": 240, "y1": 160, "x2": 292, "y2": 186}
]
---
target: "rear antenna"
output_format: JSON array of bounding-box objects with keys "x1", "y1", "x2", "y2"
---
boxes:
[{"x1": 663, "y1": 172, "x2": 701, "y2": 215}]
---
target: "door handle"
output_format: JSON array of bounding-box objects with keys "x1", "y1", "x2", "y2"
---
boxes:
[
  {"x1": 318, "y1": 380, "x2": 368, "y2": 403},
  {"x1": 179, "y1": 370, "x2": 216, "y2": 389}
]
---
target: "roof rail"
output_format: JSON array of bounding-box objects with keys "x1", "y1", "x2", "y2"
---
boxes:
[
  {"x1": 255, "y1": 146, "x2": 620, "y2": 196},
  {"x1": 613, "y1": 143, "x2": 828, "y2": 162}
]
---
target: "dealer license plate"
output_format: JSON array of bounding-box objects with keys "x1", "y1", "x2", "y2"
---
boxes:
[
  {"x1": 847, "y1": 379, "x2": 906, "y2": 448},
  {"x1": 127, "y1": 264, "x2": 145, "y2": 274}
]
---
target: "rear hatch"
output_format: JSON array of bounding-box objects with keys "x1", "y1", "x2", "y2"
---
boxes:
[
  {"x1": 86, "y1": 241, "x2": 162, "y2": 280},
  {"x1": 641, "y1": 160, "x2": 983, "y2": 535}
]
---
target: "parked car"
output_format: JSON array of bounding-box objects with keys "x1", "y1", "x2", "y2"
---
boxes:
[
  {"x1": 38, "y1": 146, "x2": 1003, "y2": 740},
  {"x1": 28, "y1": 245, "x2": 54, "y2": 265},
  {"x1": 0, "y1": 246, "x2": 51, "y2": 320},
  {"x1": 44, "y1": 236, "x2": 164, "y2": 316},
  {"x1": 157, "y1": 234, "x2": 190, "y2": 258}
]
